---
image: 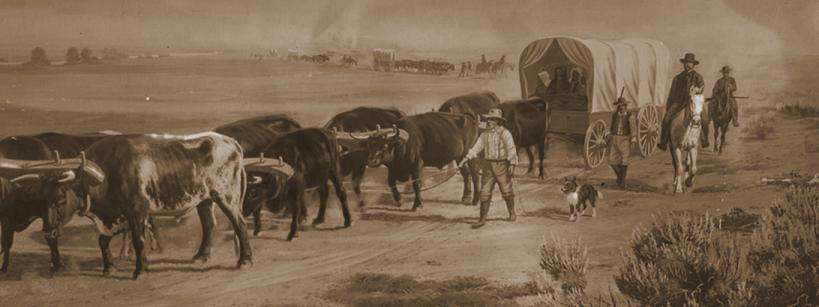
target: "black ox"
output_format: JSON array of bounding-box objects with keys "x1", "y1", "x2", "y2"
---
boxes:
[
  {"x1": 0, "y1": 132, "x2": 116, "y2": 273},
  {"x1": 438, "y1": 90, "x2": 501, "y2": 121},
  {"x1": 499, "y1": 98, "x2": 550, "y2": 179},
  {"x1": 324, "y1": 107, "x2": 405, "y2": 207},
  {"x1": 349, "y1": 112, "x2": 481, "y2": 210},
  {"x1": 243, "y1": 128, "x2": 352, "y2": 241},
  {"x1": 214, "y1": 114, "x2": 302, "y2": 157}
]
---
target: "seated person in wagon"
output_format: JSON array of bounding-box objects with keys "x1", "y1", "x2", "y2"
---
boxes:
[
  {"x1": 569, "y1": 68, "x2": 587, "y2": 95},
  {"x1": 532, "y1": 66, "x2": 572, "y2": 98}
]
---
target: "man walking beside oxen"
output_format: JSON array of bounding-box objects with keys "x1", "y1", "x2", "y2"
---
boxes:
[
  {"x1": 461, "y1": 108, "x2": 518, "y2": 228},
  {"x1": 658, "y1": 52, "x2": 705, "y2": 150}
]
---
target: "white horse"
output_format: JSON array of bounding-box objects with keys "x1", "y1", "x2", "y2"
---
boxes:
[{"x1": 669, "y1": 86, "x2": 706, "y2": 194}]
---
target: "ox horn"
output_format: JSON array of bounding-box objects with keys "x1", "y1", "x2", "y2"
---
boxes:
[
  {"x1": 57, "y1": 170, "x2": 77, "y2": 183},
  {"x1": 349, "y1": 131, "x2": 373, "y2": 140},
  {"x1": 10, "y1": 173, "x2": 40, "y2": 183},
  {"x1": 248, "y1": 175, "x2": 263, "y2": 185}
]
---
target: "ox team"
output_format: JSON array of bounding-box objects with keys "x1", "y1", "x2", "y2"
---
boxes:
[{"x1": 0, "y1": 57, "x2": 740, "y2": 276}]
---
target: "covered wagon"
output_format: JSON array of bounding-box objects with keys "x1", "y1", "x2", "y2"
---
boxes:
[{"x1": 518, "y1": 36, "x2": 670, "y2": 168}]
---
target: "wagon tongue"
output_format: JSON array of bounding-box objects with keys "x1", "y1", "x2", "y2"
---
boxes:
[{"x1": 243, "y1": 155, "x2": 294, "y2": 178}]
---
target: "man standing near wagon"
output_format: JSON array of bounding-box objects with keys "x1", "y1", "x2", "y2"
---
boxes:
[
  {"x1": 606, "y1": 97, "x2": 637, "y2": 188},
  {"x1": 460, "y1": 108, "x2": 518, "y2": 228},
  {"x1": 658, "y1": 53, "x2": 705, "y2": 151}
]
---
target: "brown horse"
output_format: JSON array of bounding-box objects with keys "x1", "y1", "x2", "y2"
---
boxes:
[
  {"x1": 669, "y1": 86, "x2": 707, "y2": 194},
  {"x1": 702, "y1": 95, "x2": 733, "y2": 155}
]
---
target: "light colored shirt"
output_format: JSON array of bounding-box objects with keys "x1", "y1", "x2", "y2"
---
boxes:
[{"x1": 465, "y1": 126, "x2": 518, "y2": 164}]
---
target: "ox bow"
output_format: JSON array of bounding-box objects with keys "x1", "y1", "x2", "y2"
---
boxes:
[
  {"x1": 243, "y1": 154, "x2": 295, "y2": 184},
  {"x1": 0, "y1": 151, "x2": 105, "y2": 217},
  {"x1": 341, "y1": 124, "x2": 410, "y2": 142}
]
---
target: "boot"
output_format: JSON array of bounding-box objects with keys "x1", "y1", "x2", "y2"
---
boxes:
[
  {"x1": 472, "y1": 201, "x2": 490, "y2": 228},
  {"x1": 619, "y1": 165, "x2": 628, "y2": 188},
  {"x1": 611, "y1": 165, "x2": 622, "y2": 185},
  {"x1": 504, "y1": 197, "x2": 516, "y2": 222}
]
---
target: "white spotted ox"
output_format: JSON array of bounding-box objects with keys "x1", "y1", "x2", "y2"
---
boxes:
[{"x1": 61, "y1": 132, "x2": 253, "y2": 279}]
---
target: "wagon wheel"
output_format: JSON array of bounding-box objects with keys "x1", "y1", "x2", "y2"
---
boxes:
[
  {"x1": 637, "y1": 106, "x2": 661, "y2": 157},
  {"x1": 584, "y1": 119, "x2": 608, "y2": 169}
]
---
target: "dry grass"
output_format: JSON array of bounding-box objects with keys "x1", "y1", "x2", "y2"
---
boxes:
[
  {"x1": 741, "y1": 111, "x2": 776, "y2": 139},
  {"x1": 769, "y1": 88, "x2": 819, "y2": 118},
  {"x1": 325, "y1": 273, "x2": 540, "y2": 307}
]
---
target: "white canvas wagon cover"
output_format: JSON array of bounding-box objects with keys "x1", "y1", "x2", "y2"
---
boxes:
[{"x1": 519, "y1": 37, "x2": 671, "y2": 113}]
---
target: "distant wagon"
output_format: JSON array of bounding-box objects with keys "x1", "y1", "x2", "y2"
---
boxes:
[
  {"x1": 519, "y1": 37, "x2": 670, "y2": 168},
  {"x1": 372, "y1": 48, "x2": 396, "y2": 72}
]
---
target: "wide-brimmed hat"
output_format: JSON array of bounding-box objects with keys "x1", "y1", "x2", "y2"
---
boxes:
[
  {"x1": 720, "y1": 65, "x2": 732, "y2": 73},
  {"x1": 483, "y1": 108, "x2": 505, "y2": 122},
  {"x1": 679, "y1": 53, "x2": 699, "y2": 65},
  {"x1": 613, "y1": 97, "x2": 628, "y2": 106}
]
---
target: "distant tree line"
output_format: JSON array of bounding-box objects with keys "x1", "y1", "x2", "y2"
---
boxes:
[{"x1": 22, "y1": 46, "x2": 130, "y2": 66}]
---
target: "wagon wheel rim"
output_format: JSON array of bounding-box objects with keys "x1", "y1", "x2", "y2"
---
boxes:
[
  {"x1": 584, "y1": 119, "x2": 608, "y2": 168},
  {"x1": 638, "y1": 106, "x2": 660, "y2": 157}
]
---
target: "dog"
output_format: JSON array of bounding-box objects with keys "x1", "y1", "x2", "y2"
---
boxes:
[{"x1": 560, "y1": 176, "x2": 603, "y2": 222}]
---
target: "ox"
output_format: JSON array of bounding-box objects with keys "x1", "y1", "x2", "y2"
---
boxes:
[
  {"x1": 29, "y1": 132, "x2": 253, "y2": 279},
  {"x1": 243, "y1": 128, "x2": 351, "y2": 241},
  {"x1": 325, "y1": 107, "x2": 405, "y2": 207},
  {"x1": 0, "y1": 136, "x2": 79, "y2": 273},
  {"x1": 499, "y1": 98, "x2": 550, "y2": 179},
  {"x1": 351, "y1": 112, "x2": 481, "y2": 210},
  {"x1": 214, "y1": 114, "x2": 302, "y2": 157},
  {"x1": 438, "y1": 91, "x2": 501, "y2": 121}
]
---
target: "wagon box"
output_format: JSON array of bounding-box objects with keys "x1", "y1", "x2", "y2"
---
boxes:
[{"x1": 519, "y1": 37, "x2": 670, "y2": 168}]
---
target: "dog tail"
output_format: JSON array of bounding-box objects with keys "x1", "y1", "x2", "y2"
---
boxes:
[{"x1": 596, "y1": 190, "x2": 604, "y2": 200}]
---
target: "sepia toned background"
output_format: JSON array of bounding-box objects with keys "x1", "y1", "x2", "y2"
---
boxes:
[{"x1": 0, "y1": 1, "x2": 817, "y2": 306}]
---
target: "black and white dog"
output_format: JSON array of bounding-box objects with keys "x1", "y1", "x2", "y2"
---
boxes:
[{"x1": 560, "y1": 176, "x2": 603, "y2": 222}]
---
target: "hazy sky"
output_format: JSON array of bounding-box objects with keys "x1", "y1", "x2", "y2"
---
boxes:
[{"x1": 0, "y1": 0, "x2": 815, "y2": 60}]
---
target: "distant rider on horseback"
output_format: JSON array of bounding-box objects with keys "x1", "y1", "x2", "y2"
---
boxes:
[
  {"x1": 713, "y1": 66, "x2": 739, "y2": 127},
  {"x1": 658, "y1": 53, "x2": 705, "y2": 151}
]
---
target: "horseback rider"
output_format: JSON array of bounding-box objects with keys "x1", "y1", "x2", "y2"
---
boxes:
[
  {"x1": 658, "y1": 53, "x2": 705, "y2": 151},
  {"x1": 460, "y1": 108, "x2": 518, "y2": 228},
  {"x1": 606, "y1": 97, "x2": 637, "y2": 188},
  {"x1": 713, "y1": 66, "x2": 739, "y2": 127}
]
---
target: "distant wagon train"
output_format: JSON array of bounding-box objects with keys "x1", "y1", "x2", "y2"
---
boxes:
[
  {"x1": 519, "y1": 36, "x2": 670, "y2": 168},
  {"x1": 372, "y1": 48, "x2": 396, "y2": 72}
]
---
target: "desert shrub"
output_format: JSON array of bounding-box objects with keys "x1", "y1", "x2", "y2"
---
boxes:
[
  {"x1": 28, "y1": 46, "x2": 50, "y2": 65},
  {"x1": 741, "y1": 112, "x2": 775, "y2": 139},
  {"x1": 65, "y1": 47, "x2": 80, "y2": 64},
  {"x1": 777, "y1": 102, "x2": 819, "y2": 117},
  {"x1": 746, "y1": 186, "x2": 819, "y2": 306},
  {"x1": 614, "y1": 212, "x2": 754, "y2": 306},
  {"x1": 717, "y1": 207, "x2": 760, "y2": 233},
  {"x1": 538, "y1": 235, "x2": 589, "y2": 294}
]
